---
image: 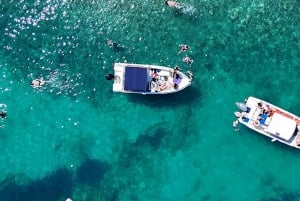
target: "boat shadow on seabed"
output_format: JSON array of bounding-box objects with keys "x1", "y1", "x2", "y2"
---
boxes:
[{"x1": 127, "y1": 86, "x2": 201, "y2": 107}]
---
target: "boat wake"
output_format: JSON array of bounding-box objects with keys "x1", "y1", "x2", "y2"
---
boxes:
[{"x1": 181, "y1": 4, "x2": 196, "y2": 16}]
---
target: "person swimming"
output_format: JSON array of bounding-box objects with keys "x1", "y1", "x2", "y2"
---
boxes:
[
  {"x1": 30, "y1": 78, "x2": 47, "y2": 87},
  {"x1": 107, "y1": 40, "x2": 118, "y2": 48},
  {"x1": 107, "y1": 39, "x2": 124, "y2": 52},
  {"x1": 182, "y1": 56, "x2": 193, "y2": 65},
  {"x1": 0, "y1": 111, "x2": 6, "y2": 119},
  {"x1": 178, "y1": 44, "x2": 190, "y2": 54},
  {"x1": 186, "y1": 70, "x2": 194, "y2": 81},
  {"x1": 232, "y1": 119, "x2": 239, "y2": 131},
  {"x1": 165, "y1": 1, "x2": 182, "y2": 9}
]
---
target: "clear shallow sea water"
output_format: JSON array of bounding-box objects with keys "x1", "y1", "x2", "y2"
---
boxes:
[{"x1": 0, "y1": 0, "x2": 299, "y2": 200}]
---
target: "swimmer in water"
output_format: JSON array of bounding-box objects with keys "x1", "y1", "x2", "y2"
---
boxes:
[
  {"x1": 107, "y1": 40, "x2": 118, "y2": 48},
  {"x1": 178, "y1": 44, "x2": 190, "y2": 54},
  {"x1": 30, "y1": 78, "x2": 47, "y2": 87},
  {"x1": 182, "y1": 56, "x2": 193, "y2": 65},
  {"x1": 165, "y1": 1, "x2": 182, "y2": 9},
  {"x1": 107, "y1": 39, "x2": 125, "y2": 52},
  {"x1": 0, "y1": 111, "x2": 6, "y2": 119},
  {"x1": 233, "y1": 119, "x2": 239, "y2": 131},
  {"x1": 186, "y1": 70, "x2": 194, "y2": 81}
]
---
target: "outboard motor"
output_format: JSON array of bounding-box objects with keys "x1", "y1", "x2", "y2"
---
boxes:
[
  {"x1": 106, "y1": 73, "x2": 115, "y2": 80},
  {"x1": 236, "y1": 102, "x2": 247, "y2": 112}
]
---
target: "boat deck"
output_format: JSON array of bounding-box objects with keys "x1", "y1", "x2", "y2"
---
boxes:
[
  {"x1": 236, "y1": 96, "x2": 300, "y2": 149},
  {"x1": 112, "y1": 63, "x2": 191, "y2": 94}
]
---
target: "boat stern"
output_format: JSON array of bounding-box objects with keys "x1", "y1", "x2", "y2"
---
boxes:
[{"x1": 112, "y1": 63, "x2": 125, "y2": 92}]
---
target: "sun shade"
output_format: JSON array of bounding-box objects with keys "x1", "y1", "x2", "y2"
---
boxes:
[{"x1": 124, "y1": 67, "x2": 148, "y2": 92}]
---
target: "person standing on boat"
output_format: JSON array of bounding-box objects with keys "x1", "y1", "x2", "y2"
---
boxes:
[
  {"x1": 172, "y1": 66, "x2": 181, "y2": 78},
  {"x1": 173, "y1": 73, "x2": 181, "y2": 89}
]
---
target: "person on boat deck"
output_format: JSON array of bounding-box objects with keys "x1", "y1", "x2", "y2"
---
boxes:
[
  {"x1": 173, "y1": 74, "x2": 181, "y2": 89},
  {"x1": 151, "y1": 77, "x2": 158, "y2": 91},
  {"x1": 0, "y1": 111, "x2": 6, "y2": 119},
  {"x1": 174, "y1": 83, "x2": 179, "y2": 89},
  {"x1": 262, "y1": 104, "x2": 270, "y2": 114},
  {"x1": 172, "y1": 66, "x2": 181, "y2": 78},
  {"x1": 156, "y1": 76, "x2": 169, "y2": 92},
  {"x1": 152, "y1": 76, "x2": 168, "y2": 92},
  {"x1": 165, "y1": 0, "x2": 182, "y2": 9},
  {"x1": 256, "y1": 102, "x2": 265, "y2": 114},
  {"x1": 151, "y1": 69, "x2": 159, "y2": 78},
  {"x1": 267, "y1": 108, "x2": 276, "y2": 117}
]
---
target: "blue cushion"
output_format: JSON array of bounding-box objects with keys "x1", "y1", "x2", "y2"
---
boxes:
[
  {"x1": 124, "y1": 67, "x2": 148, "y2": 92},
  {"x1": 243, "y1": 117, "x2": 249, "y2": 122},
  {"x1": 259, "y1": 114, "x2": 267, "y2": 124}
]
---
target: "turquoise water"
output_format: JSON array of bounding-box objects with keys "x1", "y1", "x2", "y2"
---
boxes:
[{"x1": 0, "y1": 0, "x2": 299, "y2": 200}]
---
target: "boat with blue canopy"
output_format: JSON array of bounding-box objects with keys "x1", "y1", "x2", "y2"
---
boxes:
[{"x1": 106, "y1": 63, "x2": 192, "y2": 95}]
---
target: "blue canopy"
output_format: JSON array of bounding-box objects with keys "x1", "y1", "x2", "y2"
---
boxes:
[{"x1": 124, "y1": 67, "x2": 148, "y2": 92}]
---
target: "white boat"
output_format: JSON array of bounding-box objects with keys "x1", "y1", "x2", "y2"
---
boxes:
[
  {"x1": 234, "y1": 96, "x2": 300, "y2": 149},
  {"x1": 106, "y1": 63, "x2": 192, "y2": 94}
]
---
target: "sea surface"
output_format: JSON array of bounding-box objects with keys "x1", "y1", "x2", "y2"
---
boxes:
[{"x1": 0, "y1": 0, "x2": 299, "y2": 200}]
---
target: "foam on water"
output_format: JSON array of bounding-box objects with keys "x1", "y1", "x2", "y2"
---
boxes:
[{"x1": 180, "y1": 3, "x2": 196, "y2": 16}]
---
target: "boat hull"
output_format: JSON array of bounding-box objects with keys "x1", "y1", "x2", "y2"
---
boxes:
[
  {"x1": 235, "y1": 96, "x2": 300, "y2": 149},
  {"x1": 111, "y1": 63, "x2": 192, "y2": 95}
]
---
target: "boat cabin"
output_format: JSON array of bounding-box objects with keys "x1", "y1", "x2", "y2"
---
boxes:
[{"x1": 265, "y1": 113, "x2": 297, "y2": 141}]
